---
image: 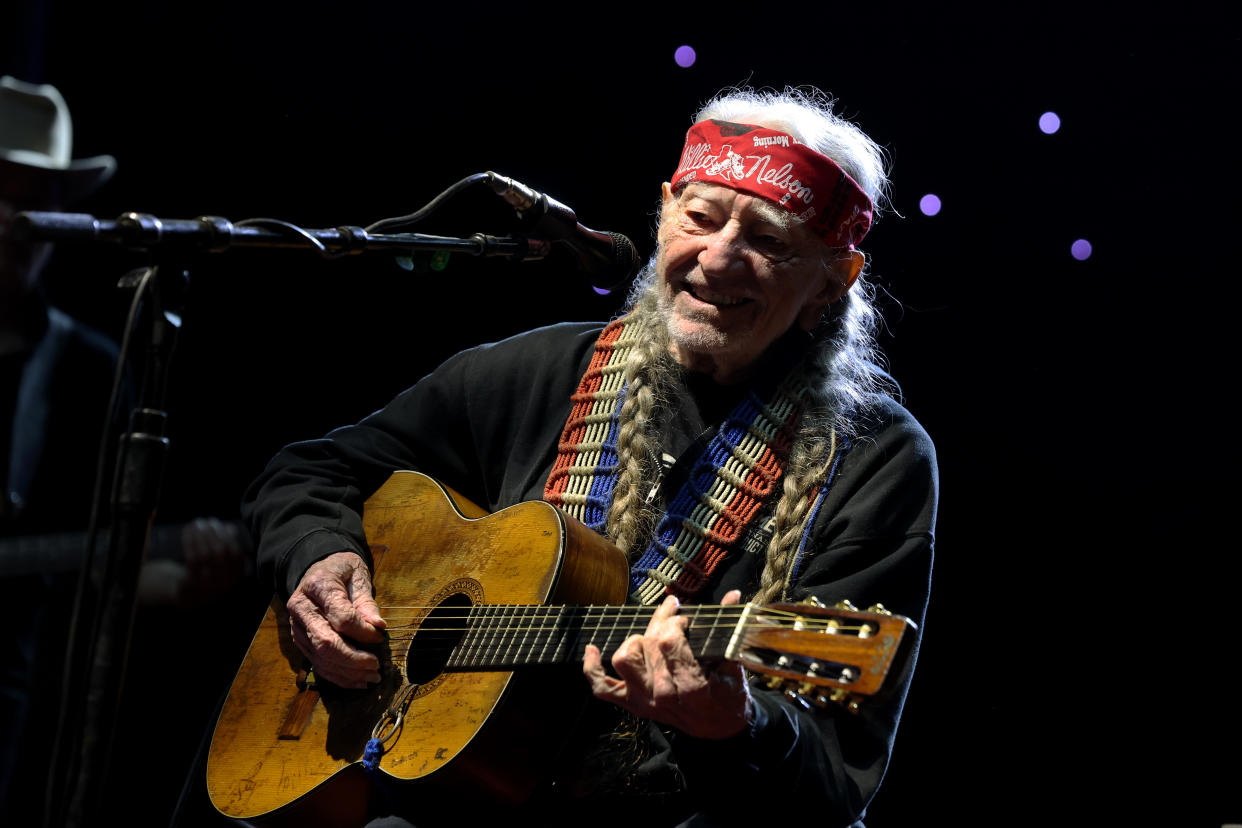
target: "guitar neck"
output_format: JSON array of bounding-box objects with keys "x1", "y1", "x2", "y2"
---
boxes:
[{"x1": 438, "y1": 603, "x2": 738, "y2": 671}]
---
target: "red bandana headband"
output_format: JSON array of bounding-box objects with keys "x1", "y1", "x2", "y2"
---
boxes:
[{"x1": 670, "y1": 119, "x2": 873, "y2": 248}]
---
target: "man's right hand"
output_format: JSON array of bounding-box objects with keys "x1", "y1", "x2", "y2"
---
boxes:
[{"x1": 286, "y1": 550, "x2": 387, "y2": 688}]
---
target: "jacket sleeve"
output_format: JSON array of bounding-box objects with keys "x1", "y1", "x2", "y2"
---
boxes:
[
  {"x1": 671, "y1": 401, "x2": 939, "y2": 827},
  {"x1": 241, "y1": 344, "x2": 483, "y2": 598},
  {"x1": 241, "y1": 322, "x2": 600, "y2": 598}
]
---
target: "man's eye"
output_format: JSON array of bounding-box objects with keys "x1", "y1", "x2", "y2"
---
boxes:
[
  {"x1": 683, "y1": 211, "x2": 717, "y2": 230},
  {"x1": 755, "y1": 235, "x2": 790, "y2": 252}
]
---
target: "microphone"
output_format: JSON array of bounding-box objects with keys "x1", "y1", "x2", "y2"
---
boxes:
[{"x1": 487, "y1": 172, "x2": 639, "y2": 292}]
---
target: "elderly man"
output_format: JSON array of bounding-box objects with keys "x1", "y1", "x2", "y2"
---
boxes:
[{"x1": 240, "y1": 86, "x2": 937, "y2": 827}]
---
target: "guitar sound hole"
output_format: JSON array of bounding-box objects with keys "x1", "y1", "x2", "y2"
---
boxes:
[{"x1": 405, "y1": 593, "x2": 472, "y2": 685}]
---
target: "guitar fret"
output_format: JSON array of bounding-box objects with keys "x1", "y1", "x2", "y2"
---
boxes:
[
  {"x1": 455, "y1": 606, "x2": 481, "y2": 668},
  {"x1": 538, "y1": 605, "x2": 560, "y2": 664},
  {"x1": 686, "y1": 605, "x2": 705, "y2": 658},
  {"x1": 697, "y1": 605, "x2": 725, "y2": 660},
  {"x1": 574, "y1": 605, "x2": 601, "y2": 662},
  {"x1": 468, "y1": 605, "x2": 499, "y2": 667},
  {"x1": 488, "y1": 606, "x2": 504, "y2": 667},
  {"x1": 590, "y1": 606, "x2": 611, "y2": 655},
  {"x1": 539, "y1": 605, "x2": 565, "y2": 664},
  {"x1": 497, "y1": 604, "x2": 519, "y2": 667},
  {"x1": 569, "y1": 605, "x2": 592, "y2": 664},
  {"x1": 509, "y1": 605, "x2": 534, "y2": 670},
  {"x1": 526, "y1": 606, "x2": 543, "y2": 664},
  {"x1": 446, "y1": 606, "x2": 474, "y2": 670},
  {"x1": 601, "y1": 606, "x2": 631, "y2": 659},
  {"x1": 584, "y1": 606, "x2": 603, "y2": 662}
]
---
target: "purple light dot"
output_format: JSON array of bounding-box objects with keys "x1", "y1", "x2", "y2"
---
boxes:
[
  {"x1": 1071, "y1": 238, "x2": 1093, "y2": 260},
  {"x1": 1039, "y1": 111, "x2": 1061, "y2": 134},
  {"x1": 674, "y1": 45, "x2": 696, "y2": 68},
  {"x1": 593, "y1": 286, "x2": 613, "y2": 296},
  {"x1": 918, "y1": 193, "x2": 942, "y2": 216}
]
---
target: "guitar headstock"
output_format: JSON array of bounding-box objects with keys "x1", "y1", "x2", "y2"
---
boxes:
[{"x1": 729, "y1": 599, "x2": 914, "y2": 712}]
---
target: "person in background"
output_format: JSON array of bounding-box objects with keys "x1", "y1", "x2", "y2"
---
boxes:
[{"x1": 0, "y1": 74, "x2": 251, "y2": 824}]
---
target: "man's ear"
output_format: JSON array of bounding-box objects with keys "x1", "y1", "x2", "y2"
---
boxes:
[
  {"x1": 840, "y1": 248, "x2": 864, "y2": 292},
  {"x1": 797, "y1": 250, "x2": 866, "y2": 330},
  {"x1": 822, "y1": 249, "x2": 865, "y2": 302},
  {"x1": 657, "y1": 182, "x2": 676, "y2": 246}
]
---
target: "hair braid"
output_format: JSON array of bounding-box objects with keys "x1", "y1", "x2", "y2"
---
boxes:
[
  {"x1": 752, "y1": 419, "x2": 836, "y2": 605},
  {"x1": 605, "y1": 290, "x2": 673, "y2": 558}
]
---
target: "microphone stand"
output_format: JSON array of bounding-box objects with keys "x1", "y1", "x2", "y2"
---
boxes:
[
  {"x1": 11, "y1": 210, "x2": 554, "y2": 261},
  {"x1": 16, "y1": 169, "x2": 638, "y2": 824},
  {"x1": 15, "y1": 206, "x2": 554, "y2": 828},
  {"x1": 45, "y1": 263, "x2": 184, "y2": 828}
]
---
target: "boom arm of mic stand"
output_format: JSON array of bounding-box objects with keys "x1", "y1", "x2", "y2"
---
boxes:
[{"x1": 11, "y1": 211, "x2": 553, "y2": 261}]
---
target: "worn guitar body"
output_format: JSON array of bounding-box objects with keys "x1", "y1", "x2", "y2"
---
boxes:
[
  {"x1": 206, "y1": 471, "x2": 627, "y2": 825},
  {"x1": 207, "y1": 471, "x2": 911, "y2": 825}
]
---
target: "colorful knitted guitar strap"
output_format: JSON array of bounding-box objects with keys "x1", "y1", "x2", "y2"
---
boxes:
[{"x1": 544, "y1": 314, "x2": 843, "y2": 605}]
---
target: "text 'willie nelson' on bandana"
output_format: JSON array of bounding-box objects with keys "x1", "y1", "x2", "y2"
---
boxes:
[{"x1": 670, "y1": 119, "x2": 873, "y2": 248}]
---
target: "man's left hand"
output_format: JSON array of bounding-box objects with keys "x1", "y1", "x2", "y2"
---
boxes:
[{"x1": 583, "y1": 589, "x2": 753, "y2": 740}]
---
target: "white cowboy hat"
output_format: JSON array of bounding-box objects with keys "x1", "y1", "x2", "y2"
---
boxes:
[{"x1": 0, "y1": 75, "x2": 117, "y2": 206}]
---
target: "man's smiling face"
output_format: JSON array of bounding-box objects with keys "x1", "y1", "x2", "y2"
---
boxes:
[{"x1": 654, "y1": 181, "x2": 847, "y2": 384}]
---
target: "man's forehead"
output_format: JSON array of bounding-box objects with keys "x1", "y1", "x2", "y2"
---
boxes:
[{"x1": 678, "y1": 182, "x2": 799, "y2": 227}]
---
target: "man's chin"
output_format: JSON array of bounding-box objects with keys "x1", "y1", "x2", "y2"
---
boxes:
[{"x1": 666, "y1": 318, "x2": 737, "y2": 358}]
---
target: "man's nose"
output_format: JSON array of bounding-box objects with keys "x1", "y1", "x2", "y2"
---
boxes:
[{"x1": 697, "y1": 224, "x2": 746, "y2": 274}]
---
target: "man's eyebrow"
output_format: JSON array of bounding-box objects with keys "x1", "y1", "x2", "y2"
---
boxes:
[
  {"x1": 747, "y1": 200, "x2": 796, "y2": 230},
  {"x1": 678, "y1": 183, "x2": 721, "y2": 202}
]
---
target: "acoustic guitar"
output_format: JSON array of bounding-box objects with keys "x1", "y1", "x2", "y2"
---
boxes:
[{"x1": 206, "y1": 471, "x2": 913, "y2": 826}]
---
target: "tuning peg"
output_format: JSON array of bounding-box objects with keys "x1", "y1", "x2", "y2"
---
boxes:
[
  {"x1": 781, "y1": 685, "x2": 813, "y2": 710},
  {"x1": 800, "y1": 595, "x2": 826, "y2": 608},
  {"x1": 804, "y1": 685, "x2": 864, "y2": 715},
  {"x1": 866, "y1": 603, "x2": 892, "y2": 615},
  {"x1": 833, "y1": 599, "x2": 858, "y2": 611}
]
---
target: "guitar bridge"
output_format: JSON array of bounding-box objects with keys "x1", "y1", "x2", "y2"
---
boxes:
[{"x1": 278, "y1": 667, "x2": 321, "y2": 740}]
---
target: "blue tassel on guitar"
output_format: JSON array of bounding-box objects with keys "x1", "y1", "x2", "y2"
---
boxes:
[{"x1": 363, "y1": 737, "x2": 384, "y2": 772}]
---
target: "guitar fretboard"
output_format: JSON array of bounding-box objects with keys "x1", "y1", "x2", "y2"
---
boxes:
[{"x1": 436, "y1": 604, "x2": 739, "y2": 670}]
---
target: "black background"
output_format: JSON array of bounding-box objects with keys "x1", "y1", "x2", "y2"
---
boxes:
[{"x1": 4, "y1": 2, "x2": 1237, "y2": 826}]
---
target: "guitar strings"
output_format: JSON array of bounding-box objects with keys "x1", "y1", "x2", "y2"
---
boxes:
[
  {"x1": 356, "y1": 606, "x2": 886, "y2": 676},
  {"x1": 371, "y1": 613, "x2": 879, "y2": 637},
  {"x1": 359, "y1": 613, "x2": 880, "y2": 678},
  {"x1": 370, "y1": 605, "x2": 868, "y2": 627}
]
